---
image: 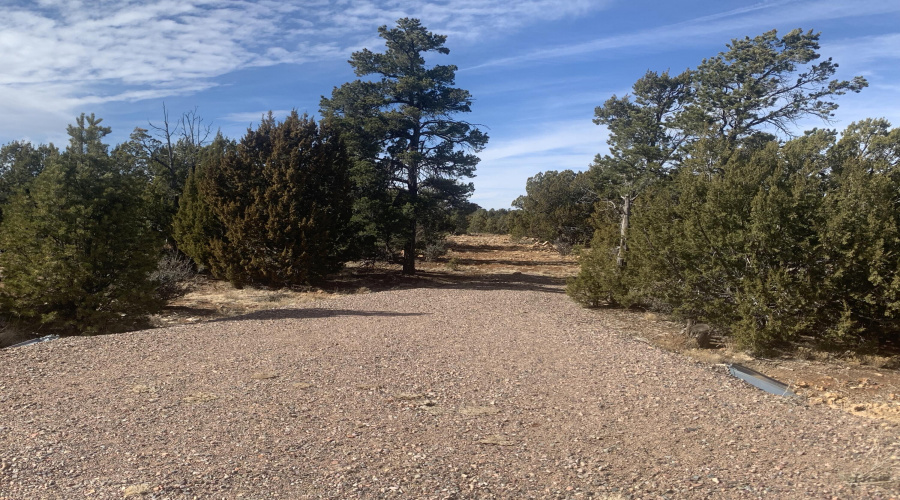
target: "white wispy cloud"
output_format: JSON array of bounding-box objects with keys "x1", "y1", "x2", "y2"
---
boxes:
[
  {"x1": 0, "y1": 1, "x2": 604, "y2": 106},
  {"x1": 471, "y1": 0, "x2": 900, "y2": 69},
  {"x1": 470, "y1": 119, "x2": 608, "y2": 208},
  {"x1": 480, "y1": 120, "x2": 604, "y2": 163},
  {"x1": 219, "y1": 110, "x2": 294, "y2": 124},
  {"x1": 0, "y1": 0, "x2": 608, "y2": 141},
  {"x1": 309, "y1": 0, "x2": 605, "y2": 41},
  {"x1": 822, "y1": 33, "x2": 900, "y2": 67}
]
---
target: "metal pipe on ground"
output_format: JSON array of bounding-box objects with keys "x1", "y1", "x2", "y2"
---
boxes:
[{"x1": 728, "y1": 363, "x2": 798, "y2": 398}]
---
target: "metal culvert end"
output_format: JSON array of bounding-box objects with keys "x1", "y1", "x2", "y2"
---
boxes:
[{"x1": 728, "y1": 363, "x2": 798, "y2": 398}]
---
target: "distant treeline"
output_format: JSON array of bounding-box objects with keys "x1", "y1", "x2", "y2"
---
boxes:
[
  {"x1": 467, "y1": 208, "x2": 516, "y2": 235},
  {"x1": 509, "y1": 29, "x2": 900, "y2": 351},
  {"x1": 0, "y1": 18, "x2": 485, "y2": 338}
]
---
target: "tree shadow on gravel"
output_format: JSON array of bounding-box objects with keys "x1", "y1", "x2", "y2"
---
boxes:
[
  {"x1": 449, "y1": 243, "x2": 521, "y2": 252},
  {"x1": 428, "y1": 272, "x2": 568, "y2": 294},
  {"x1": 160, "y1": 305, "x2": 220, "y2": 318},
  {"x1": 325, "y1": 270, "x2": 568, "y2": 295},
  {"x1": 210, "y1": 308, "x2": 428, "y2": 323},
  {"x1": 442, "y1": 257, "x2": 575, "y2": 268}
]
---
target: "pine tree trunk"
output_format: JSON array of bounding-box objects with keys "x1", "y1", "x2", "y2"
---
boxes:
[
  {"x1": 402, "y1": 229, "x2": 416, "y2": 274},
  {"x1": 402, "y1": 139, "x2": 420, "y2": 275},
  {"x1": 616, "y1": 194, "x2": 631, "y2": 269}
]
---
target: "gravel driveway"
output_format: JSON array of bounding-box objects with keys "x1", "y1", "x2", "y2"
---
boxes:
[{"x1": 1, "y1": 276, "x2": 898, "y2": 499}]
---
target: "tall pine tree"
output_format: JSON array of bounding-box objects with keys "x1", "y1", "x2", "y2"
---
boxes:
[{"x1": 321, "y1": 18, "x2": 488, "y2": 274}]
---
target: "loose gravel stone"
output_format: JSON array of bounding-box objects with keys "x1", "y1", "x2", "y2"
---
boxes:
[{"x1": 1, "y1": 282, "x2": 898, "y2": 498}]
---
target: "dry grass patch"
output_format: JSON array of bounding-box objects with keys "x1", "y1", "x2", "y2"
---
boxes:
[
  {"x1": 122, "y1": 483, "x2": 152, "y2": 497},
  {"x1": 182, "y1": 392, "x2": 219, "y2": 404},
  {"x1": 149, "y1": 234, "x2": 578, "y2": 330},
  {"x1": 843, "y1": 439, "x2": 899, "y2": 486},
  {"x1": 393, "y1": 392, "x2": 425, "y2": 401},
  {"x1": 151, "y1": 277, "x2": 333, "y2": 327},
  {"x1": 852, "y1": 354, "x2": 900, "y2": 370},
  {"x1": 683, "y1": 348, "x2": 727, "y2": 365}
]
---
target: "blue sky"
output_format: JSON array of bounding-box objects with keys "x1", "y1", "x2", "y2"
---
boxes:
[{"x1": 2, "y1": 0, "x2": 899, "y2": 209}]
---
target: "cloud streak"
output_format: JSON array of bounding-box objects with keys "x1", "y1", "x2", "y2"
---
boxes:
[
  {"x1": 470, "y1": 0, "x2": 900, "y2": 70},
  {"x1": 480, "y1": 120, "x2": 604, "y2": 163},
  {"x1": 469, "y1": 119, "x2": 608, "y2": 207},
  {"x1": 823, "y1": 33, "x2": 900, "y2": 67},
  {"x1": 0, "y1": 0, "x2": 606, "y2": 119},
  {"x1": 219, "y1": 110, "x2": 294, "y2": 124}
]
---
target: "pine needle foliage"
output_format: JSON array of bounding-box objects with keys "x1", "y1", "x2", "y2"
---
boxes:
[
  {"x1": 321, "y1": 18, "x2": 488, "y2": 274},
  {"x1": 0, "y1": 114, "x2": 161, "y2": 334},
  {"x1": 191, "y1": 112, "x2": 352, "y2": 287},
  {"x1": 571, "y1": 123, "x2": 900, "y2": 350},
  {"x1": 172, "y1": 133, "x2": 233, "y2": 271},
  {"x1": 510, "y1": 170, "x2": 595, "y2": 245},
  {"x1": 568, "y1": 29, "x2": 894, "y2": 351},
  {"x1": 0, "y1": 141, "x2": 58, "y2": 221}
]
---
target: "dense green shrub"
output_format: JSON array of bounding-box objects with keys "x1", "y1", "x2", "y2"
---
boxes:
[
  {"x1": 570, "y1": 122, "x2": 900, "y2": 350},
  {"x1": 179, "y1": 111, "x2": 352, "y2": 287},
  {"x1": 422, "y1": 238, "x2": 449, "y2": 262},
  {"x1": 566, "y1": 208, "x2": 626, "y2": 307},
  {"x1": 0, "y1": 141, "x2": 57, "y2": 221},
  {"x1": 172, "y1": 133, "x2": 232, "y2": 271},
  {"x1": 0, "y1": 114, "x2": 161, "y2": 334},
  {"x1": 568, "y1": 29, "x2": 879, "y2": 351},
  {"x1": 468, "y1": 208, "x2": 515, "y2": 234},
  {"x1": 510, "y1": 170, "x2": 594, "y2": 244}
]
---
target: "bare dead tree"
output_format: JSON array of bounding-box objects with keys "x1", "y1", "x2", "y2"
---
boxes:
[{"x1": 148, "y1": 104, "x2": 212, "y2": 177}]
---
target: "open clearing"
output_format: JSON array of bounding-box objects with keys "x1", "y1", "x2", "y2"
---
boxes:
[{"x1": 2, "y1": 235, "x2": 899, "y2": 498}]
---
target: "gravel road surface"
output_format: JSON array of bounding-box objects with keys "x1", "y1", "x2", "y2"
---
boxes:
[{"x1": 1, "y1": 276, "x2": 898, "y2": 498}]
